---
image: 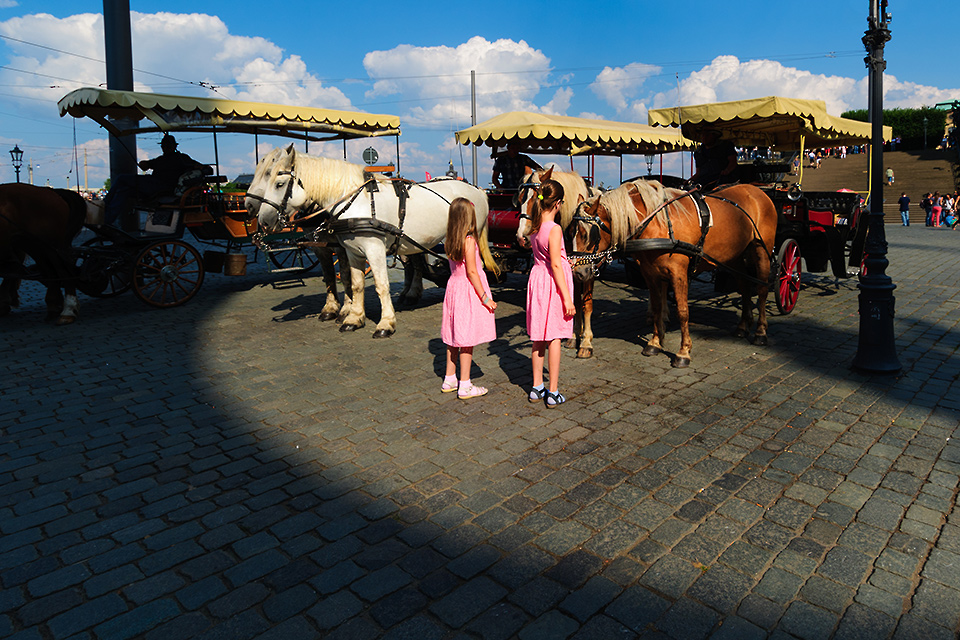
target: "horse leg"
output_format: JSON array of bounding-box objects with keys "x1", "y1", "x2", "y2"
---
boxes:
[
  {"x1": 398, "y1": 254, "x2": 424, "y2": 306},
  {"x1": 733, "y1": 259, "x2": 753, "y2": 340},
  {"x1": 338, "y1": 250, "x2": 367, "y2": 332},
  {"x1": 53, "y1": 248, "x2": 79, "y2": 326},
  {"x1": 335, "y1": 247, "x2": 352, "y2": 323},
  {"x1": 576, "y1": 277, "x2": 595, "y2": 359},
  {"x1": 751, "y1": 242, "x2": 772, "y2": 346},
  {"x1": 642, "y1": 276, "x2": 666, "y2": 357},
  {"x1": 315, "y1": 247, "x2": 341, "y2": 322},
  {"x1": 367, "y1": 248, "x2": 397, "y2": 338},
  {"x1": 669, "y1": 267, "x2": 693, "y2": 368}
]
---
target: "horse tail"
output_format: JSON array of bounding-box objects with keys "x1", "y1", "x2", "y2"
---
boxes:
[{"x1": 477, "y1": 224, "x2": 500, "y2": 277}]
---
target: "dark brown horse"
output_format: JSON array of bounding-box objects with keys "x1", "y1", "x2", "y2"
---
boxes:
[
  {"x1": 0, "y1": 183, "x2": 90, "y2": 324},
  {"x1": 570, "y1": 179, "x2": 777, "y2": 367}
]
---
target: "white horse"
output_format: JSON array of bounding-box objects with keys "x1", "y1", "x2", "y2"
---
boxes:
[
  {"x1": 245, "y1": 147, "x2": 354, "y2": 323},
  {"x1": 249, "y1": 144, "x2": 496, "y2": 337},
  {"x1": 515, "y1": 166, "x2": 601, "y2": 358}
]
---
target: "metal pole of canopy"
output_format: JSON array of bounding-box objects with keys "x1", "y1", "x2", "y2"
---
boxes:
[
  {"x1": 852, "y1": 0, "x2": 901, "y2": 373},
  {"x1": 470, "y1": 71, "x2": 477, "y2": 187},
  {"x1": 212, "y1": 126, "x2": 220, "y2": 180}
]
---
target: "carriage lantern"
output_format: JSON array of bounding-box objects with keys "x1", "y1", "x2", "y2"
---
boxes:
[
  {"x1": 9, "y1": 144, "x2": 23, "y2": 183},
  {"x1": 644, "y1": 153, "x2": 655, "y2": 176}
]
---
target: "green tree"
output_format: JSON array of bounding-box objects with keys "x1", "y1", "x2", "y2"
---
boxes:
[{"x1": 841, "y1": 107, "x2": 947, "y2": 150}]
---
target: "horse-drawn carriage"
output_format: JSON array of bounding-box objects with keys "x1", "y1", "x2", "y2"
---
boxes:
[
  {"x1": 648, "y1": 96, "x2": 892, "y2": 314},
  {"x1": 455, "y1": 111, "x2": 693, "y2": 275},
  {"x1": 25, "y1": 88, "x2": 401, "y2": 318}
]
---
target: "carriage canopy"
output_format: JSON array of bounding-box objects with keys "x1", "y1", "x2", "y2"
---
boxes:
[
  {"x1": 455, "y1": 111, "x2": 694, "y2": 156},
  {"x1": 57, "y1": 88, "x2": 401, "y2": 142},
  {"x1": 647, "y1": 96, "x2": 891, "y2": 149}
]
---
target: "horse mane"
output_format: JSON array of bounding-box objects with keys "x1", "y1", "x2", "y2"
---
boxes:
[
  {"x1": 600, "y1": 180, "x2": 690, "y2": 245},
  {"x1": 533, "y1": 168, "x2": 589, "y2": 229},
  {"x1": 289, "y1": 154, "x2": 383, "y2": 208}
]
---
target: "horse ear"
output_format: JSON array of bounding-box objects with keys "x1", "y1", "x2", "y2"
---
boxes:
[
  {"x1": 587, "y1": 197, "x2": 600, "y2": 215},
  {"x1": 577, "y1": 194, "x2": 585, "y2": 204},
  {"x1": 542, "y1": 166, "x2": 553, "y2": 181}
]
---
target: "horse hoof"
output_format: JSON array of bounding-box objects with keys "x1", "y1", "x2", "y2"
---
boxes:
[
  {"x1": 641, "y1": 345, "x2": 661, "y2": 357},
  {"x1": 752, "y1": 334, "x2": 768, "y2": 346},
  {"x1": 576, "y1": 348, "x2": 594, "y2": 359},
  {"x1": 734, "y1": 328, "x2": 748, "y2": 339},
  {"x1": 372, "y1": 329, "x2": 394, "y2": 339},
  {"x1": 55, "y1": 316, "x2": 76, "y2": 326},
  {"x1": 671, "y1": 356, "x2": 691, "y2": 368},
  {"x1": 319, "y1": 312, "x2": 337, "y2": 322},
  {"x1": 339, "y1": 323, "x2": 360, "y2": 332}
]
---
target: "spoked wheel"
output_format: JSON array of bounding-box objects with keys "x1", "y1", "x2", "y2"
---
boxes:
[
  {"x1": 266, "y1": 239, "x2": 321, "y2": 274},
  {"x1": 76, "y1": 237, "x2": 132, "y2": 298},
  {"x1": 775, "y1": 238, "x2": 802, "y2": 314},
  {"x1": 133, "y1": 240, "x2": 205, "y2": 308}
]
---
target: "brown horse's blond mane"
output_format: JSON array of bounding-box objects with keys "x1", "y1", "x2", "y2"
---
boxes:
[
  {"x1": 527, "y1": 167, "x2": 591, "y2": 229},
  {"x1": 599, "y1": 180, "x2": 691, "y2": 245}
]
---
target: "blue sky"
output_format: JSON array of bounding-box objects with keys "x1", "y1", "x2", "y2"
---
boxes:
[{"x1": 0, "y1": 1, "x2": 956, "y2": 189}]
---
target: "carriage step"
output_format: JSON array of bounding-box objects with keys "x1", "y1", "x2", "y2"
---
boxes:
[
  {"x1": 263, "y1": 246, "x2": 299, "y2": 254},
  {"x1": 269, "y1": 266, "x2": 312, "y2": 273}
]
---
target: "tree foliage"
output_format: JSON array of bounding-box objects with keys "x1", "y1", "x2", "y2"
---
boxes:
[{"x1": 841, "y1": 107, "x2": 948, "y2": 150}]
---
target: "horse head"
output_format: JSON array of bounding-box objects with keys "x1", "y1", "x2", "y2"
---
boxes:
[
  {"x1": 569, "y1": 194, "x2": 614, "y2": 281},
  {"x1": 244, "y1": 146, "x2": 283, "y2": 221},
  {"x1": 250, "y1": 144, "x2": 308, "y2": 233}
]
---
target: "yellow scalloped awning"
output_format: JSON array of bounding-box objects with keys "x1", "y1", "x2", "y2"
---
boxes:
[
  {"x1": 455, "y1": 111, "x2": 693, "y2": 155},
  {"x1": 58, "y1": 87, "x2": 400, "y2": 142},
  {"x1": 648, "y1": 96, "x2": 891, "y2": 148}
]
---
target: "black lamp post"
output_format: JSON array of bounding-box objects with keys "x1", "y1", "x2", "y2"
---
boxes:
[
  {"x1": 852, "y1": 0, "x2": 901, "y2": 374},
  {"x1": 9, "y1": 145, "x2": 23, "y2": 183}
]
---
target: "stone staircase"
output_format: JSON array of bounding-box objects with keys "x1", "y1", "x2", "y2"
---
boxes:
[{"x1": 783, "y1": 149, "x2": 957, "y2": 224}]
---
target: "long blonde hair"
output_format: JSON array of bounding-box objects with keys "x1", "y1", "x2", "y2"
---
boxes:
[
  {"x1": 445, "y1": 197, "x2": 478, "y2": 262},
  {"x1": 529, "y1": 179, "x2": 565, "y2": 235}
]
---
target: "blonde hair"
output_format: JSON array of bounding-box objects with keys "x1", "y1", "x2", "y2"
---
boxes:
[
  {"x1": 530, "y1": 179, "x2": 565, "y2": 235},
  {"x1": 445, "y1": 197, "x2": 478, "y2": 262}
]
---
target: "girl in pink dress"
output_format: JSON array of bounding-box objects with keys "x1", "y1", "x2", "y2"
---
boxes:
[
  {"x1": 440, "y1": 197, "x2": 497, "y2": 399},
  {"x1": 525, "y1": 179, "x2": 574, "y2": 407}
]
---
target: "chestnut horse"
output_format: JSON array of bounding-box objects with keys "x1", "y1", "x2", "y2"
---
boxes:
[
  {"x1": 515, "y1": 166, "x2": 601, "y2": 358},
  {"x1": 571, "y1": 180, "x2": 777, "y2": 367},
  {"x1": 0, "y1": 183, "x2": 90, "y2": 324}
]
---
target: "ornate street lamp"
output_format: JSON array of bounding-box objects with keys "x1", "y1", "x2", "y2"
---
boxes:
[
  {"x1": 645, "y1": 153, "x2": 655, "y2": 176},
  {"x1": 9, "y1": 145, "x2": 23, "y2": 183},
  {"x1": 852, "y1": 0, "x2": 901, "y2": 374}
]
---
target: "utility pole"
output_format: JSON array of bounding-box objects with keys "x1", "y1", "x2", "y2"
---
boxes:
[
  {"x1": 103, "y1": 0, "x2": 137, "y2": 228},
  {"x1": 852, "y1": 0, "x2": 901, "y2": 373}
]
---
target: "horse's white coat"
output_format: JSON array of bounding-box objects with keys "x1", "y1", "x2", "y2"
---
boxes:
[{"x1": 250, "y1": 145, "x2": 492, "y2": 336}]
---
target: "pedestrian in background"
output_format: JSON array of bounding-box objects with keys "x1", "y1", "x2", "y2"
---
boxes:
[{"x1": 898, "y1": 192, "x2": 910, "y2": 226}]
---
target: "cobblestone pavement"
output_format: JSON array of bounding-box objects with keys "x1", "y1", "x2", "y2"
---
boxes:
[{"x1": 2, "y1": 225, "x2": 959, "y2": 640}]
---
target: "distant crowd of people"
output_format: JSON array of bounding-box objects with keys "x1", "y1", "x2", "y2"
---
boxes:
[{"x1": 920, "y1": 192, "x2": 958, "y2": 228}]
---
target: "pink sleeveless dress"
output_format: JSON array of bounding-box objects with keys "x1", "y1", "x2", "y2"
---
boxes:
[
  {"x1": 526, "y1": 220, "x2": 574, "y2": 341},
  {"x1": 441, "y1": 239, "x2": 496, "y2": 348}
]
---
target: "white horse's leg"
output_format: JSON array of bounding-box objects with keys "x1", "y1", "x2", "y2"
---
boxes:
[
  {"x1": 314, "y1": 247, "x2": 341, "y2": 322},
  {"x1": 398, "y1": 254, "x2": 425, "y2": 305},
  {"x1": 339, "y1": 249, "x2": 367, "y2": 332},
  {"x1": 365, "y1": 244, "x2": 397, "y2": 338}
]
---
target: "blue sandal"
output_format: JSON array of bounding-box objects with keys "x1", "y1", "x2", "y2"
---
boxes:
[
  {"x1": 544, "y1": 390, "x2": 566, "y2": 408},
  {"x1": 528, "y1": 385, "x2": 546, "y2": 403}
]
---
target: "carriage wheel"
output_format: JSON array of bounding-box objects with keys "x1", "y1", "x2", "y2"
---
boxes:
[
  {"x1": 133, "y1": 240, "x2": 205, "y2": 308},
  {"x1": 266, "y1": 240, "x2": 321, "y2": 274},
  {"x1": 775, "y1": 238, "x2": 802, "y2": 314},
  {"x1": 77, "y1": 237, "x2": 131, "y2": 298}
]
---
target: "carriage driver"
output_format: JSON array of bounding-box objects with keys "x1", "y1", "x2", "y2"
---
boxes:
[
  {"x1": 102, "y1": 134, "x2": 211, "y2": 225},
  {"x1": 688, "y1": 128, "x2": 739, "y2": 191},
  {"x1": 492, "y1": 142, "x2": 542, "y2": 190}
]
